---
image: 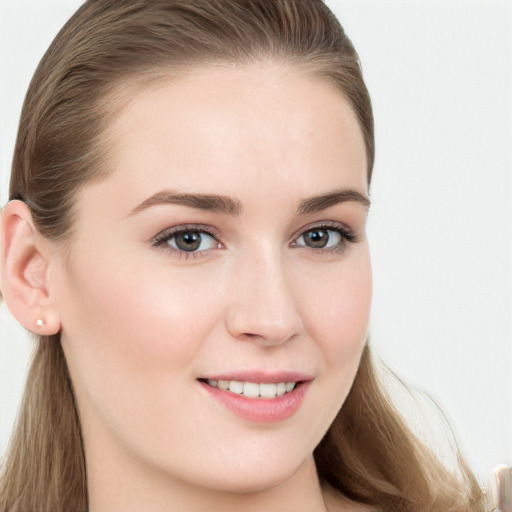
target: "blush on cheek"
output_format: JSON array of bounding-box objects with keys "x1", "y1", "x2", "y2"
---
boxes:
[
  {"x1": 320, "y1": 277, "x2": 372, "y2": 360},
  {"x1": 98, "y1": 286, "x2": 216, "y2": 373}
]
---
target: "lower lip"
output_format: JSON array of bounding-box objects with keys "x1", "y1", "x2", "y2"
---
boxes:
[{"x1": 199, "y1": 380, "x2": 311, "y2": 423}]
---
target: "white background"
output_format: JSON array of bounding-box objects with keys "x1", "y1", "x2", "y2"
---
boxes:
[{"x1": 0, "y1": 0, "x2": 511, "y2": 486}]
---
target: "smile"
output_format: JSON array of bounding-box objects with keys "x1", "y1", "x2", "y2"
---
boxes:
[
  {"x1": 198, "y1": 376, "x2": 311, "y2": 423},
  {"x1": 205, "y1": 379, "x2": 297, "y2": 399}
]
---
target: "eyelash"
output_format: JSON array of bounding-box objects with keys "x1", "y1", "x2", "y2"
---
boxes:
[
  {"x1": 291, "y1": 222, "x2": 357, "y2": 254},
  {"x1": 151, "y1": 224, "x2": 221, "y2": 260},
  {"x1": 151, "y1": 222, "x2": 357, "y2": 260}
]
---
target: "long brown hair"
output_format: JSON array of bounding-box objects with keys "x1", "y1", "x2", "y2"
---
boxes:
[{"x1": 1, "y1": 1, "x2": 487, "y2": 511}]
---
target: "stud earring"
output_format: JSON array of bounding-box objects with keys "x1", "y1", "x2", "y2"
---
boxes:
[{"x1": 36, "y1": 319, "x2": 45, "y2": 327}]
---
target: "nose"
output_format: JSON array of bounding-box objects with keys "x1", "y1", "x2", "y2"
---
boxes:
[{"x1": 225, "y1": 251, "x2": 304, "y2": 346}]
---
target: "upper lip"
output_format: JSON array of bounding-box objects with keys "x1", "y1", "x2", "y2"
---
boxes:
[{"x1": 199, "y1": 371, "x2": 314, "y2": 383}]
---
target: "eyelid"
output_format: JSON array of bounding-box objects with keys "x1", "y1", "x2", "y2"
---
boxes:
[
  {"x1": 151, "y1": 223, "x2": 220, "y2": 243},
  {"x1": 290, "y1": 220, "x2": 356, "y2": 243}
]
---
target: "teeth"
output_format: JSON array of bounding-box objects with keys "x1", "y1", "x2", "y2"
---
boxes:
[
  {"x1": 243, "y1": 382, "x2": 260, "y2": 398},
  {"x1": 218, "y1": 380, "x2": 230, "y2": 390},
  {"x1": 259, "y1": 383, "x2": 277, "y2": 398},
  {"x1": 206, "y1": 379, "x2": 297, "y2": 398},
  {"x1": 276, "y1": 382, "x2": 286, "y2": 396},
  {"x1": 228, "y1": 381, "x2": 243, "y2": 394}
]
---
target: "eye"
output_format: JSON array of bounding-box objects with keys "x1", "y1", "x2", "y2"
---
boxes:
[
  {"x1": 168, "y1": 231, "x2": 218, "y2": 252},
  {"x1": 152, "y1": 226, "x2": 220, "y2": 255},
  {"x1": 293, "y1": 224, "x2": 356, "y2": 252},
  {"x1": 299, "y1": 228, "x2": 339, "y2": 249}
]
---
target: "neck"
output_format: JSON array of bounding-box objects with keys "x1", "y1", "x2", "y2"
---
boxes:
[{"x1": 86, "y1": 448, "x2": 332, "y2": 512}]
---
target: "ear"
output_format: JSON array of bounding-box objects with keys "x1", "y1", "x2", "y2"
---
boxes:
[{"x1": 0, "y1": 200, "x2": 61, "y2": 335}]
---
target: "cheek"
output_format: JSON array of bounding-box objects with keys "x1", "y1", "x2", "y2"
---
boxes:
[
  {"x1": 57, "y1": 251, "x2": 228, "y2": 455},
  {"x1": 291, "y1": 249, "x2": 371, "y2": 437},
  {"x1": 302, "y1": 248, "x2": 372, "y2": 361},
  {"x1": 57, "y1": 250, "x2": 223, "y2": 391},
  {"x1": 298, "y1": 247, "x2": 371, "y2": 426}
]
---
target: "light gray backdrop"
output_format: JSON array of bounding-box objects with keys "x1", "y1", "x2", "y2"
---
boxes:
[{"x1": 1, "y1": 0, "x2": 511, "y2": 486}]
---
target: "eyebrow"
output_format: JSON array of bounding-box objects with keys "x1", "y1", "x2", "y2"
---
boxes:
[
  {"x1": 128, "y1": 187, "x2": 370, "y2": 217},
  {"x1": 129, "y1": 190, "x2": 242, "y2": 216},
  {"x1": 297, "y1": 189, "x2": 370, "y2": 214}
]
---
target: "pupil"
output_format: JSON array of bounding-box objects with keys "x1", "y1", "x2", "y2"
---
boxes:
[
  {"x1": 305, "y1": 229, "x2": 328, "y2": 248},
  {"x1": 175, "y1": 232, "x2": 201, "y2": 251}
]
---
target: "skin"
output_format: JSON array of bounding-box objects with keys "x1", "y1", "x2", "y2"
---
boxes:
[{"x1": 5, "y1": 64, "x2": 372, "y2": 511}]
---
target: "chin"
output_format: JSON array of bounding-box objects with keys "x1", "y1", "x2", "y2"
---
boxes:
[
  {"x1": 186, "y1": 451, "x2": 314, "y2": 496},
  {"x1": 200, "y1": 469, "x2": 298, "y2": 495}
]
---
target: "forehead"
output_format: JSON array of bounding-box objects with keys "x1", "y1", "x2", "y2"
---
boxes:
[{"x1": 92, "y1": 64, "x2": 368, "y2": 214}]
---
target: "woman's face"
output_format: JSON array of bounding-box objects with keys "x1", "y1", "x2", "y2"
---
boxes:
[{"x1": 51, "y1": 64, "x2": 371, "y2": 496}]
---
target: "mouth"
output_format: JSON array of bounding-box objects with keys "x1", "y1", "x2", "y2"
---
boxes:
[
  {"x1": 197, "y1": 375, "x2": 311, "y2": 423},
  {"x1": 199, "y1": 378, "x2": 299, "y2": 399}
]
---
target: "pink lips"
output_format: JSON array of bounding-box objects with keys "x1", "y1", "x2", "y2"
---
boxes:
[{"x1": 198, "y1": 372, "x2": 313, "y2": 423}]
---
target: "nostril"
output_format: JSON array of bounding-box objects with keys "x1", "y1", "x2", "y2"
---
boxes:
[
  {"x1": 234, "y1": 330, "x2": 301, "y2": 348},
  {"x1": 240, "y1": 332, "x2": 260, "y2": 339}
]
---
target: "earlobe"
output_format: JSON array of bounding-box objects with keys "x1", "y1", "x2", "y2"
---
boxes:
[{"x1": 0, "y1": 200, "x2": 61, "y2": 335}]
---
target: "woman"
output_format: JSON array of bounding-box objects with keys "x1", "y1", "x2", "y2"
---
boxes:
[{"x1": 0, "y1": 1, "x2": 490, "y2": 511}]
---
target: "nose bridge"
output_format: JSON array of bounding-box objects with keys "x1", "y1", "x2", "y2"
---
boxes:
[{"x1": 225, "y1": 244, "x2": 304, "y2": 345}]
